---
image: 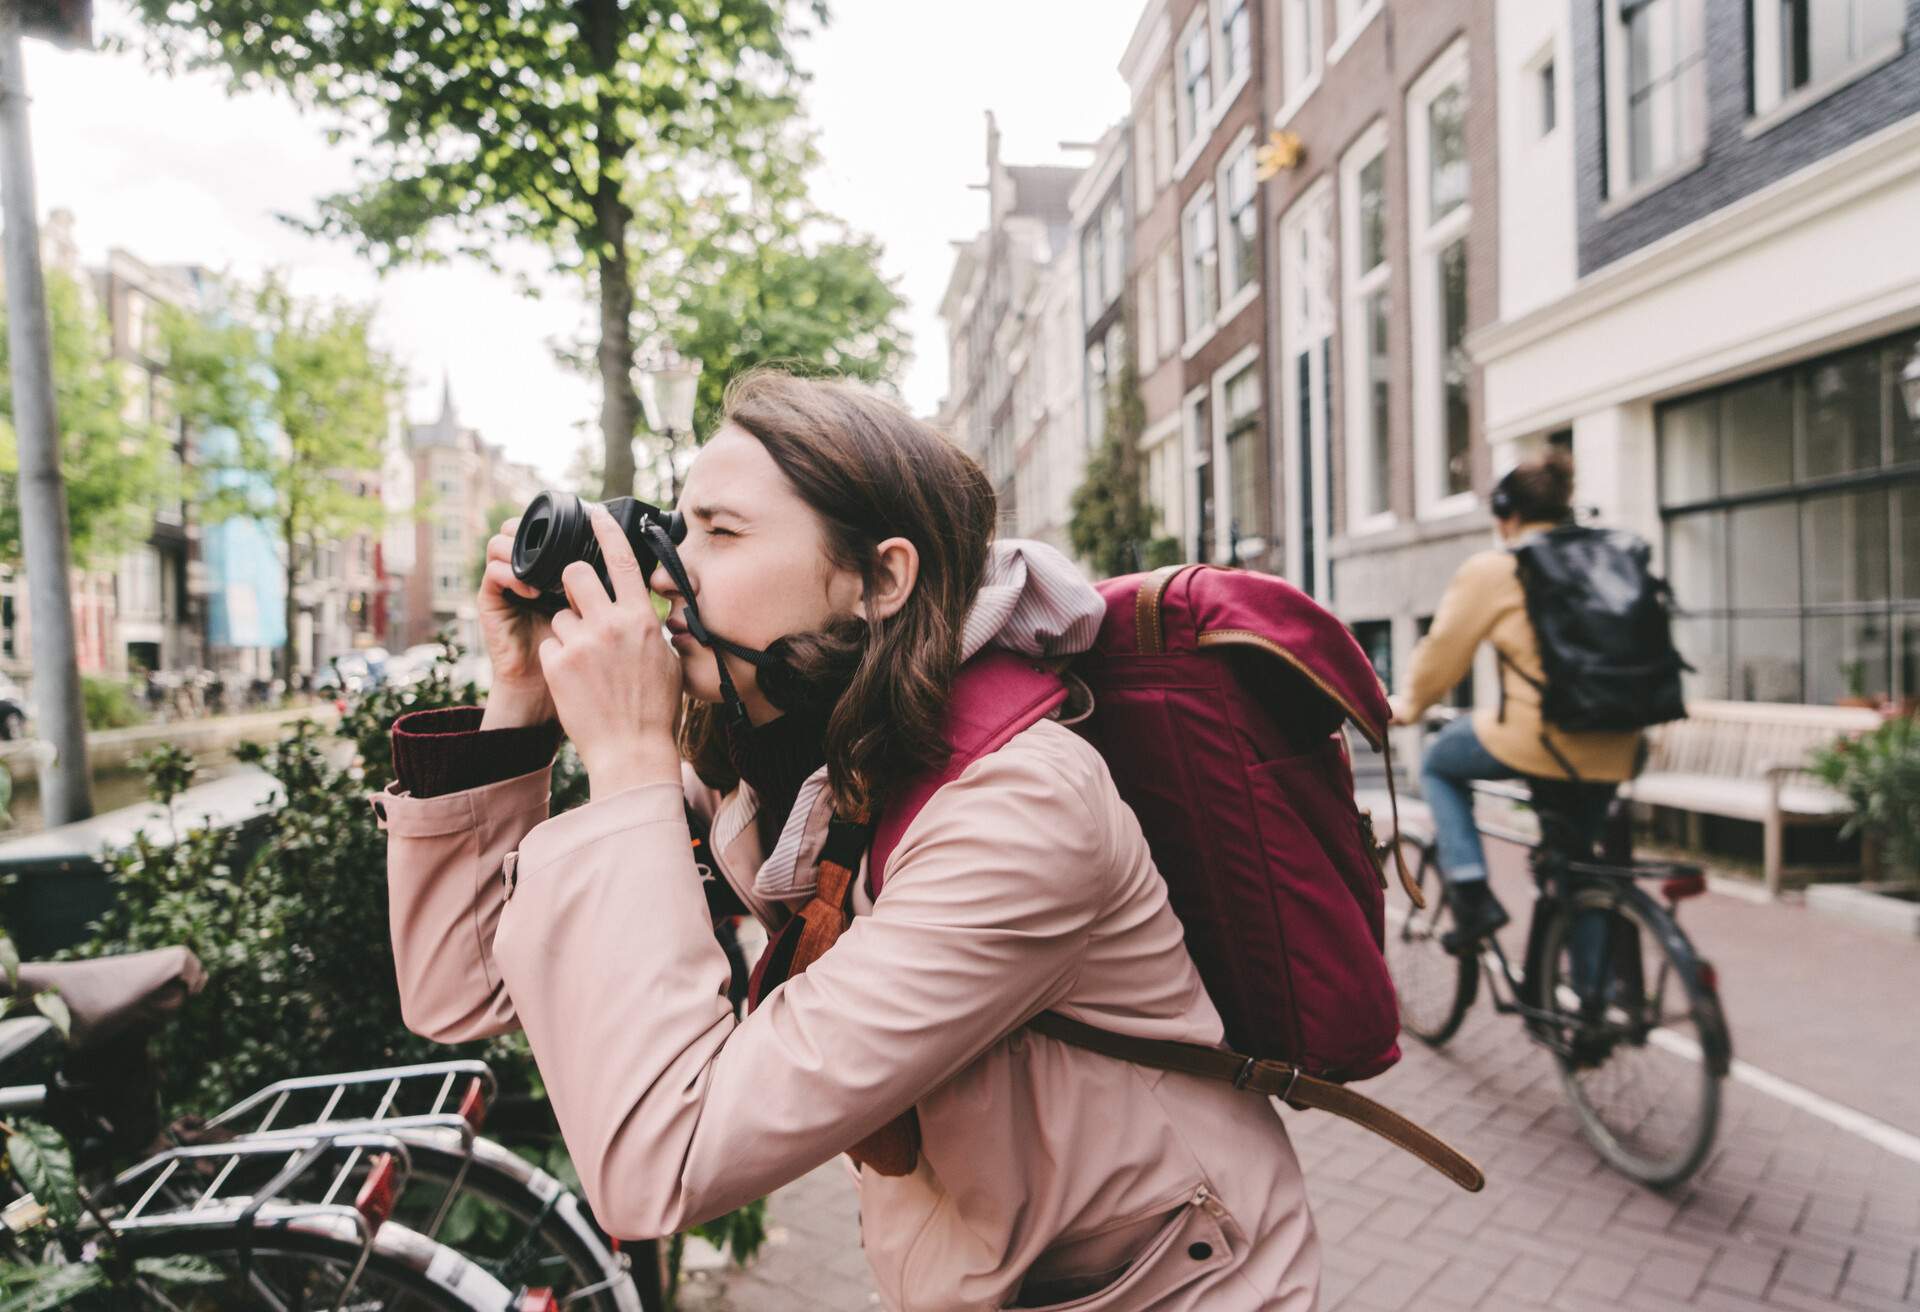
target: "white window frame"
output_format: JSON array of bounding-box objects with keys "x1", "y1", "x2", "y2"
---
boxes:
[
  {"x1": 1601, "y1": 0, "x2": 1709, "y2": 207},
  {"x1": 1526, "y1": 40, "x2": 1559, "y2": 139},
  {"x1": 1134, "y1": 113, "x2": 1156, "y2": 216},
  {"x1": 1408, "y1": 38, "x2": 1477, "y2": 521},
  {"x1": 1180, "y1": 183, "x2": 1222, "y2": 357},
  {"x1": 1154, "y1": 75, "x2": 1177, "y2": 192},
  {"x1": 1181, "y1": 385, "x2": 1213, "y2": 562},
  {"x1": 1749, "y1": 0, "x2": 1907, "y2": 135},
  {"x1": 1278, "y1": 179, "x2": 1335, "y2": 595},
  {"x1": 1216, "y1": 0, "x2": 1255, "y2": 118},
  {"x1": 1156, "y1": 242, "x2": 1182, "y2": 365},
  {"x1": 1329, "y1": 0, "x2": 1385, "y2": 67},
  {"x1": 1215, "y1": 126, "x2": 1261, "y2": 317},
  {"x1": 1140, "y1": 411, "x2": 1187, "y2": 546},
  {"x1": 1211, "y1": 343, "x2": 1265, "y2": 563},
  {"x1": 1275, "y1": 0, "x2": 1325, "y2": 129},
  {"x1": 1340, "y1": 119, "x2": 1395, "y2": 536},
  {"x1": 1174, "y1": 8, "x2": 1214, "y2": 174}
]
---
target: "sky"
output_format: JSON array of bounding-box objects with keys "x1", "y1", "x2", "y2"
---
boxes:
[{"x1": 22, "y1": 1, "x2": 1138, "y2": 485}]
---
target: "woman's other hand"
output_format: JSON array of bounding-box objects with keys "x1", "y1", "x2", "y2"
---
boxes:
[
  {"x1": 541, "y1": 504, "x2": 685, "y2": 799},
  {"x1": 478, "y1": 516, "x2": 557, "y2": 729}
]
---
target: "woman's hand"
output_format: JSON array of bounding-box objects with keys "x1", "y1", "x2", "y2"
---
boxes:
[
  {"x1": 541, "y1": 504, "x2": 685, "y2": 799},
  {"x1": 478, "y1": 517, "x2": 557, "y2": 729}
]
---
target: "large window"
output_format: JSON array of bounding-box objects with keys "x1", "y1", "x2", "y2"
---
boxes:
[
  {"x1": 1177, "y1": 12, "x2": 1213, "y2": 154},
  {"x1": 1182, "y1": 186, "x2": 1221, "y2": 343},
  {"x1": 1154, "y1": 76, "x2": 1177, "y2": 190},
  {"x1": 1221, "y1": 361, "x2": 1268, "y2": 551},
  {"x1": 1156, "y1": 243, "x2": 1181, "y2": 364},
  {"x1": 1219, "y1": 136, "x2": 1260, "y2": 304},
  {"x1": 1753, "y1": 0, "x2": 1906, "y2": 117},
  {"x1": 1220, "y1": 0, "x2": 1253, "y2": 92},
  {"x1": 1658, "y1": 329, "x2": 1920, "y2": 705},
  {"x1": 1342, "y1": 122, "x2": 1392, "y2": 527},
  {"x1": 1281, "y1": 0, "x2": 1323, "y2": 110},
  {"x1": 1142, "y1": 417, "x2": 1187, "y2": 547},
  {"x1": 1603, "y1": 0, "x2": 1708, "y2": 197},
  {"x1": 1137, "y1": 267, "x2": 1159, "y2": 373},
  {"x1": 1409, "y1": 41, "x2": 1474, "y2": 513},
  {"x1": 1134, "y1": 113, "x2": 1156, "y2": 215},
  {"x1": 1186, "y1": 390, "x2": 1215, "y2": 563}
]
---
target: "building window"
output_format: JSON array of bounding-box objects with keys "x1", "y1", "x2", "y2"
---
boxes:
[
  {"x1": 1220, "y1": 0, "x2": 1253, "y2": 93},
  {"x1": 1218, "y1": 135, "x2": 1259, "y2": 304},
  {"x1": 1281, "y1": 0, "x2": 1324, "y2": 108},
  {"x1": 1182, "y1": 186, "x2": 1220, "y2": 343},
  {"x1": 1352, "y1": 618, "x2": 1394, "y2": 690},
  {"x1": 1156, "y1": 243, "x2": 1181, "y2": 363},
  {"x1": 1081, "y1": 223, "x2": 1105, "y2": 326},
  {"x1": 1657, "y1": 329, "x2": 1920, "y2": 705},
  {"x1": 1177, "y1": 12, "x2": 1213, "y2": 153},
  {"x1": 1335, "y1": 0, "x2": 1384, "y2": 46},
  {"x1": 1137, "y1": 268, "x2": 1159, "y2": 372},
  {"x1": 1342, "y1": 122, "x2": 1393, "y2": 526},
  {"x1": 1154, "y1": 76, "x2": 1177, "y2": 190},
  {"x1": 1186, "y1": 390, "x2": 1215, "y2": 563},
  {"x1": 1134, "y1": 113, "x2": 1156, "y2": 215},
  {"x1": 1603, "y1": 0, "x2": 1707, "y2": 197},
  {"x1": 1085, "y1": 338, "x2": 1111, "y2": 448},
  {"x1": 1409, "y1": 41, "x2": 1474, "y2": 512},
  {"x1": 1753, "y1": 0, "x2": 1906, "y2": 116},
  {"x1": 1221, "y1": 361, "x2": 1267, "y2": 549},
  {"x1": 1538, "y1": 57, "x2": 1558, "y2": 136},
  {"x1": 1101, "y1": 193, "x2": 1126, "y2": 308},
  {"x1": 1142, "y1": 420, "x2": 1187, "y2": 546}
]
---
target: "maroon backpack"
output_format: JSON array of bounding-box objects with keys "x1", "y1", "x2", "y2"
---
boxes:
[{"x1": 871, "y1": 564, "x2": 1481, "y2": 1191}]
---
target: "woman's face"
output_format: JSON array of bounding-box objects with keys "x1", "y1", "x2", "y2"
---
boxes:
[{"x1": 648, "y1": 423, "x2": 867, "y2": 723}]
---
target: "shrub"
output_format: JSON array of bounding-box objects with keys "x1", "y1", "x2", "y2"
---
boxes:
[
  {"x1": 80, "y1": 677, "x2": 143, "y2": 730},
  {"x1": 1812, "y1": 715, "x2": 1920, "y2": 883}
]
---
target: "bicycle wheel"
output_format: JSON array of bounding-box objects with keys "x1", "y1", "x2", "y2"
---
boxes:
[
  {"x1": 389, "y1": 1130, "x2": 646, "y2": 1312},
  {"x1": 113, "y1": 1205, "x2": 515, "y2": 1310},
  {"x1": 1539, "y1": 882, "x2": 1726, "y2": 1187},
  {"x1": 1384, "y1": 834, "x2": 1478, "y2": 1045}
]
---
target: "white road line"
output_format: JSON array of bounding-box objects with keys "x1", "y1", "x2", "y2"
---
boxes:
[{"x1": 1386, "y1": 904, "x2": 1920, "y2": 1166}]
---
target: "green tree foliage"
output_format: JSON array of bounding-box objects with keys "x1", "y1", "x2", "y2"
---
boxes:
[
  {"x1": 120, "y1": 0, "x2": 829, "y2": 503},
  {"x1": 1070, "y1": 357, "x2": 1177, "y2": 580},
  {"x1": 161, "y1": 277, "x2": 395, "y2": 679},
  {"x1": 0, "y1": 271, "x2": 172, "y2": 568}
]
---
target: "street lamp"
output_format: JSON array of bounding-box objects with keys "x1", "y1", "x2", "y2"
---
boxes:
[
  {"x1": 635, "y1": 347, "x2": 702, "y2": 502},
  {"x1": 1900, "y1": 344, "x2": 1920, "y2": 425}
]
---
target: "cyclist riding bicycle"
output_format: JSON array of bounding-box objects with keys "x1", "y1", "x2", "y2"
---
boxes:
[{"x1": 1387, "y1": 452, "x2": 1644, "y2": 952}]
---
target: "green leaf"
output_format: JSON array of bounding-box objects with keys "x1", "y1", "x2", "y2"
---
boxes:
[
  {"x1": 28, "y1": 994, "x2": 68, "y2": 1042},
  {"x1": 0, "y1": 1260, "x2": 106, "y2": 1312},
  {"x1": 132, "y1": 1255, "x2": 225, "y2": 1286},
  {"x1": 0, "y1": 937, "x2": 18, "y2": 992},
  {"x1": 5, "y1": 1122, "x2": 80, "y2": 1230}
]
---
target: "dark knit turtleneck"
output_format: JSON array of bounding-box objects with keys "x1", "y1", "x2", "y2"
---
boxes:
[{"x1": 726, "y1": 705, "x2": 830, "y2": 850}]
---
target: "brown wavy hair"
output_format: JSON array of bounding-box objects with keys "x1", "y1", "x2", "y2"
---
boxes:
[{"x1": 678, "y1": 369, "x2": 998, "y2": 818}]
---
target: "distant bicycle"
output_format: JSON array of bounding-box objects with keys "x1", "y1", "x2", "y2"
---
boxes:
[{"x1": 1388, "y1": 713, "x2": 1732, "y2": 1187}]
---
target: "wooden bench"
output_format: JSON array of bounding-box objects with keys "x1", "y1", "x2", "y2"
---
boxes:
[{"x1": 1619, "y1": 700, "x2": 1884, "y2": 898}]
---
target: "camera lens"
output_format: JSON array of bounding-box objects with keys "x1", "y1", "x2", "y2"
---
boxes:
[{"x1": 511, "y1": 491, "x2": 590, "y2": 595}]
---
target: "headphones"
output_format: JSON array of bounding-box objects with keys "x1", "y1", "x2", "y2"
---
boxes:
[{"x1": 1490, "y1": 469, "x2": 1517, "y2": 520}]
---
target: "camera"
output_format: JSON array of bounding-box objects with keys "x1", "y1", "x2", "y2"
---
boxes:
[{"x1": 509, "y1": 491, "x2": 686, "y2": 616}]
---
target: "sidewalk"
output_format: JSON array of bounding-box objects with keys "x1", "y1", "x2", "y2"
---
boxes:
[{"x1": 676, "y1": 793, "x2": 1920, "y2": 1310}]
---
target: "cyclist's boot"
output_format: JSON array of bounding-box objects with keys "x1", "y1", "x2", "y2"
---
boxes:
[{"x1": 1441, "y1": 879, "x2": 1510, "y2": 955}]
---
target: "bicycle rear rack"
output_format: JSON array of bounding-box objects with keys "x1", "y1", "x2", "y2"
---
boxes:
[
  {"x1": 206, "y1": 1059, "x2": 498, "y2": 1138},
  {"x1": 108, "y1": 1130, "x2": 419, "y2": 1311}
]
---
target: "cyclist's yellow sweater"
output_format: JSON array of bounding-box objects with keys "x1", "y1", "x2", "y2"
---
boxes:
[{"x1": 1402, "y1": 530, "x2": 1642, "y2": 783}]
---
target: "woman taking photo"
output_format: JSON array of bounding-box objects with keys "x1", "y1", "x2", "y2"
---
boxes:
[{"x1": 376, "y1": 371, "x2": 1319, "y2": 1310}]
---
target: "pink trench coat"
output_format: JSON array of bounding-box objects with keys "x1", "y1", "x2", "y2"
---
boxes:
[{"x1": 377, "y1": 550, "x2": 1321, "y2": 1312}]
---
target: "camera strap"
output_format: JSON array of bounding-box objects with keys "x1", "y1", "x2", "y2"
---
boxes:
[{"x1": 639, "y1": 519, "x2": 777, "y2": 730}]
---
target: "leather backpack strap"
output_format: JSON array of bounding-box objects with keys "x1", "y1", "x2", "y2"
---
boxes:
[{"x1": 1027, "y1": 1012, "x2": 1484, "y2": 1193}]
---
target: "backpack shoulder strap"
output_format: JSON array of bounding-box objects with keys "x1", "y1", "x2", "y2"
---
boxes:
[
  {"x1": 1027, "y1": 1012, "x2": 1484, "y2": 1193},
  {"x1": 867, "y1": 650, "x2": 1068, "y2": 897}
]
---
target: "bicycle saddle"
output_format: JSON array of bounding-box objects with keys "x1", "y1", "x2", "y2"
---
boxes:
[{"x1": 16, "y1": 946, "x2": 206, "y2": 1057}]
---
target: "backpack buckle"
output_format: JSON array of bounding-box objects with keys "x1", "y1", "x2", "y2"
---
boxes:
[{"x1": 1232, "y1": 1057, "x2": 1258, "y2": 1091}]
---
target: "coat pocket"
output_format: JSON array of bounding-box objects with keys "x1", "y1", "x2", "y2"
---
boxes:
[{"x1": 1005, "y1": 1188, "x2": 1233, "y2": 1310}]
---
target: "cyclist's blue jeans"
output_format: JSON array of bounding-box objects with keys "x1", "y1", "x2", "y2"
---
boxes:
[{"x1": 1419, "y1": 716, "x2": 1613, "y2": 882}]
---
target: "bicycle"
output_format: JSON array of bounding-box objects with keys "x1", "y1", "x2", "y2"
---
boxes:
[
  {"x1": 0, "y1": 1014, "x2": 525, "y2": 1311},
  {"x1": 1386, "y1": 716, "x2": 1733, "y2": 1187},
  {"x1": 8, "y1": 952, "x2": 646, "y2": 1309}
]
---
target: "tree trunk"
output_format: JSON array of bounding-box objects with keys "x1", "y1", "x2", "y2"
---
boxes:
[
  {"x1": 585, "y1": 0, "x2": 637, "y2": 503},
  {"x1": 283, "y1": 530, "x2": 300, "y2": 687}
]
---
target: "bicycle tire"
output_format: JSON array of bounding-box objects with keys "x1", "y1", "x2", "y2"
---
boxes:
[
  {"x1": 1540, "y1": 881, "x2": 1724, "y2": 1187},
  {"x1": 392, "y1": 1129, "x2": 647, "y2": 1312},
  {"x1": 1385, "y1": 834, "x2": 1478, "y2": 1045},
  {"x1": 112, "y1": 1204, "x2": 516, "y2": 1311}
]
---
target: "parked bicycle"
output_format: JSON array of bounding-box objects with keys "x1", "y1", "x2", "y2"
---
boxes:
[
  {"x1": 0, "y1": 949, "x2": 645, "y2": 1309},
  {"x1": 1387, "y1": 711, "x2": 1733, "y2": 1187}
]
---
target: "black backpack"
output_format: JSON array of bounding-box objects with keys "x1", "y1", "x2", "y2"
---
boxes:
[{"x1": 1507, "y1": 524, "x2": 1688, "y2": 734}]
